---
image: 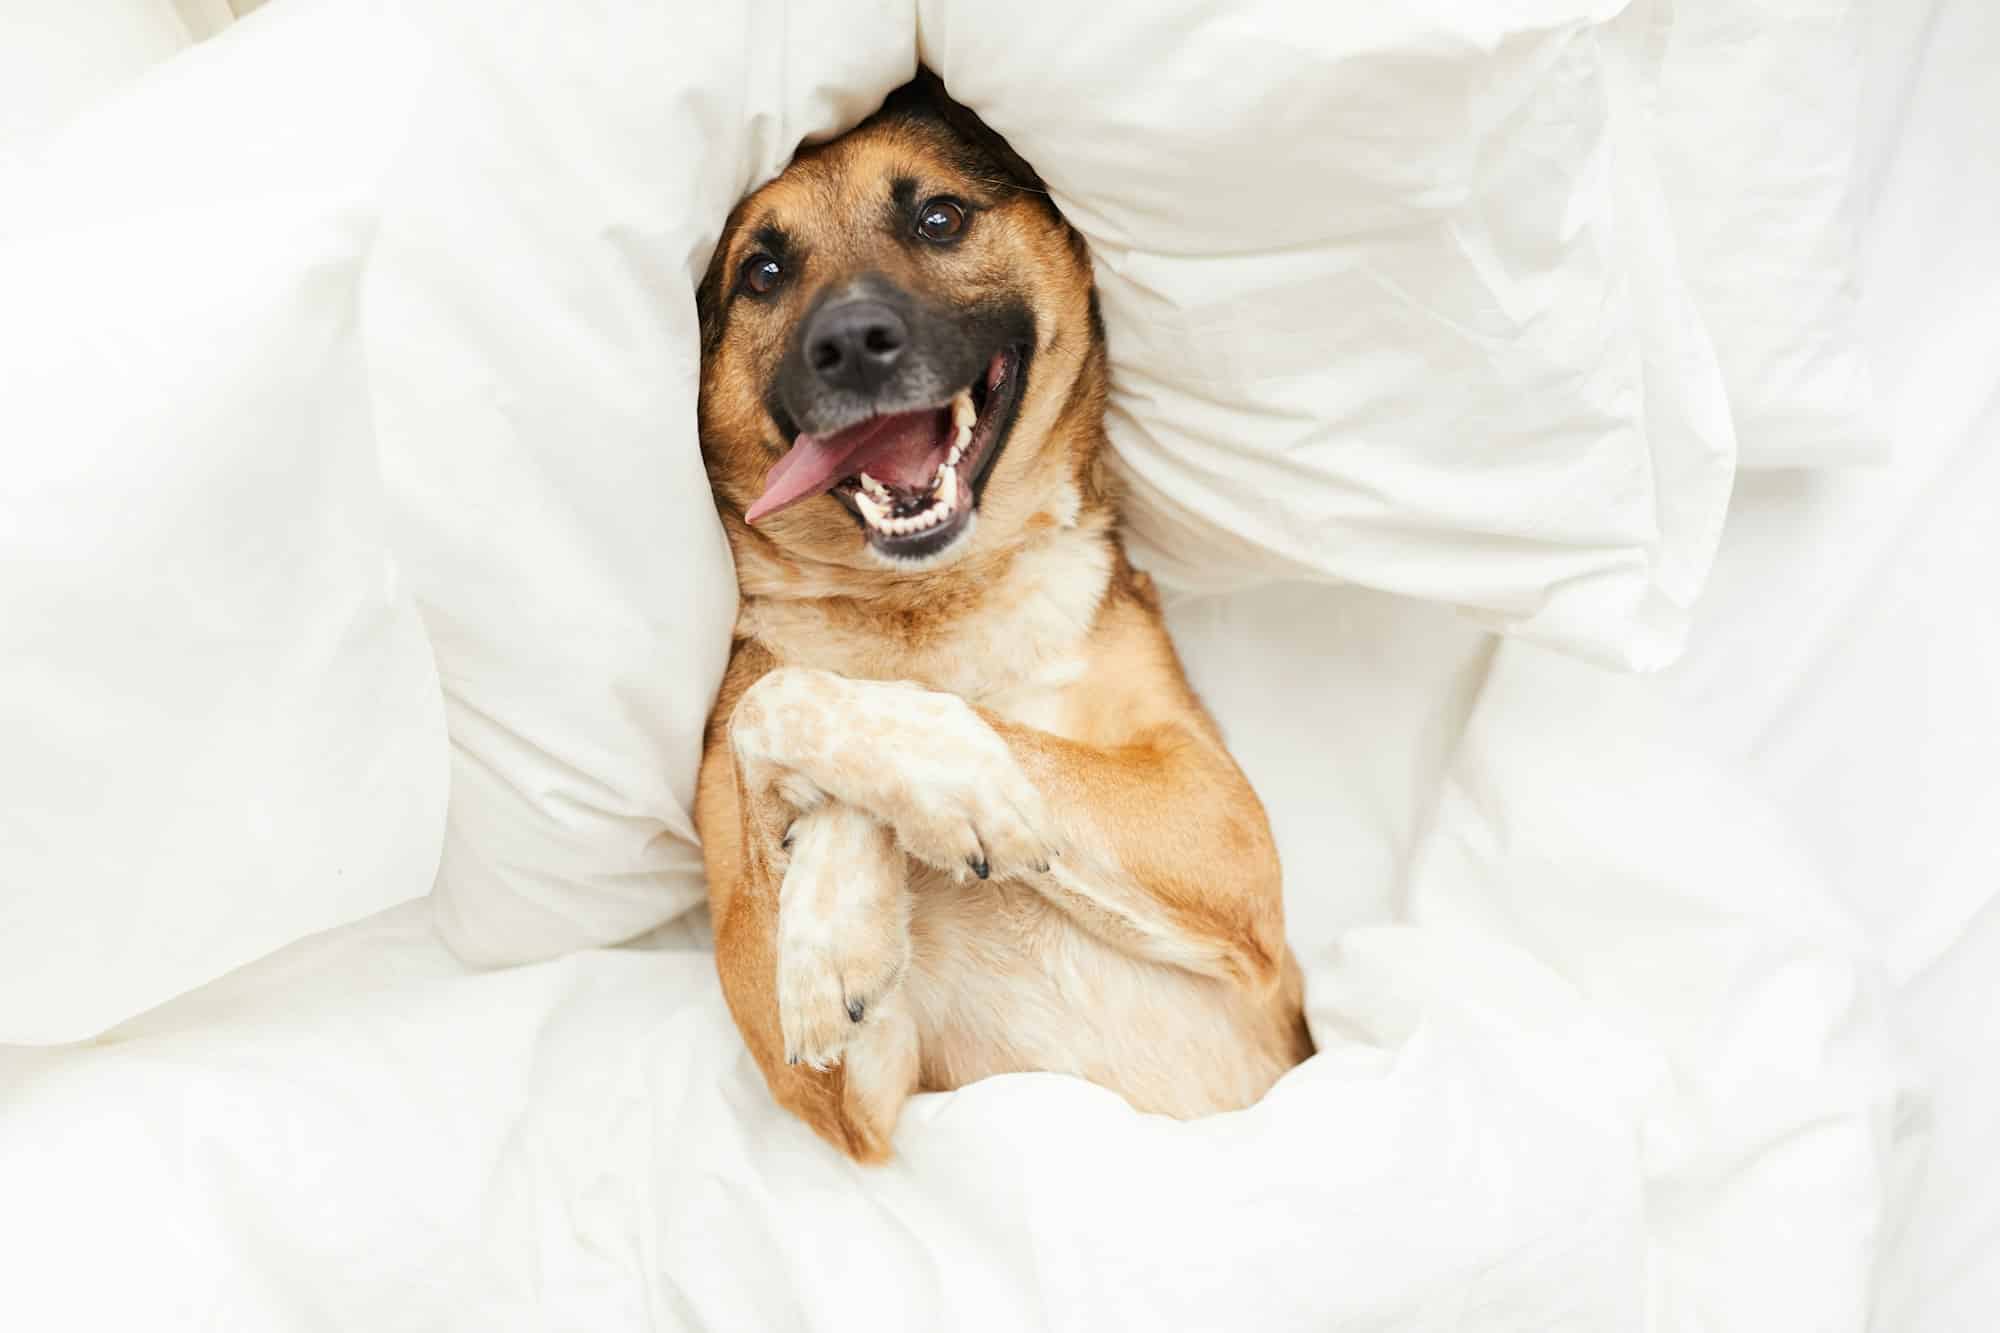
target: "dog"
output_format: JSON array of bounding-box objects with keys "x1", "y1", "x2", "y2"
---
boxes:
[{"x1": 693, "y1": 72, "x2": 1312, "y2": 1163}]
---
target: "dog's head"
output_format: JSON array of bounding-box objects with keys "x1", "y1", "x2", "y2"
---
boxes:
[{"x1": 697, "y1": 72, "x2": 1106, "y2": 577}]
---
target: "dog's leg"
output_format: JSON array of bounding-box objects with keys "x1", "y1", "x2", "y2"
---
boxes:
[
  {"x1": 709, "y1": 752, "x2": 917, "y2": 1162},
  {"x1": 730, "y1": 667, "x2": 1285, "y2": 990},
  {"x1": 776, "y1": 803, "x2": 914, "y2": 1073}
]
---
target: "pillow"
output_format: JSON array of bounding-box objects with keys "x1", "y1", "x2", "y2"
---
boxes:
[
  {"x1": 22, "y1": 0, "x2": 1738, "y2": 972},
  {"x1": 361, "y1": 2, "x2": 912, "y2": 965},
  {"x1": 918, "y1": 0, "x2": 1738, "y2": 669},
  {"x1": 0, "y1": 2, "x2": 446, "y2": 1042},
  {"x1": 1623, "y1": 0, "x2": 1882, "y2": 468}
]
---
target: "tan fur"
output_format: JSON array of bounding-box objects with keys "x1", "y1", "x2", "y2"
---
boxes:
[{"x1": 695, "y1": 86, "x2": 1310, "y2": 1162}]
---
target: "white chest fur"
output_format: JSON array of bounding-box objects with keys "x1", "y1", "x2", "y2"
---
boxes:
[
  {"x1": 741, "y1": 523, "x2": 1113, "y2": 734},
  {"x1": 980, "y1": 652, "x2": 1089, "y2": 733}
]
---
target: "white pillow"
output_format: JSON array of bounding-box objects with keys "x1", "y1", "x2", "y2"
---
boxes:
[
  {"x1": 16, "y1": 0, "x2": 1740, "y2": 973},
  {"x1": 0, "y1": 3, "x2": 446, "y2": 1042},
  {"x1": 919, "y1": 0, "x2": 1738, "y2": 669},
  {"x1": 1628, "y1": 0, "x2": 1881, "y2": 468},
  {"x1": 362, "y1": 2, "x2": 912, "y2": 965}
]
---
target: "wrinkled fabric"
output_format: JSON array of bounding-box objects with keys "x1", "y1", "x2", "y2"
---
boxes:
[
  {"x1": 0, "y1": 2, "x2": 446, "y2": 1042},
  {"x1": 1, "y1": 0, "x2": 1755, "y2": 976},
  {"x1": 0, "y1": 0, "x2": 1940, "y2": 1326},
  {"x1": 0, "y1": 595, "x2": 1915, "y2": 1330},
  {"x1": 921, "y1": 0, "x2": 1735, "y2": 669},
  {"x1": 1632, "y1": 0, "x2": 1881, "y2": 467},
  {"x1": 1664, "y1": 1, "x2": 2000, "y2": 1322}
]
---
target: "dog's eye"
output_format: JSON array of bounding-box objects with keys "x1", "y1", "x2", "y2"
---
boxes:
[
  {"x1": 915, "y1": 198, "x2": 966, "y2": 243},
  {"x1": 741, "y1": 253, "x2": 784, "y2": 296}
]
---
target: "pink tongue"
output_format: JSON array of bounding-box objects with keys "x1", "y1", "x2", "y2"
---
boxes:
[{"x1": 744, "y1": 406, "x2": 948, "y2": 524}]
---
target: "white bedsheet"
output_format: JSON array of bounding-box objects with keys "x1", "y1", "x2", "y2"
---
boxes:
[{"x1": 3, "y1": 0, "x2": 1990, "y2": 1328}]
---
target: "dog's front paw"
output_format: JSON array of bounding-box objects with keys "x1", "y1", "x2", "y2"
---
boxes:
[
  {"x1": 830, "y1": 682, "x2": 1054, "y2": 882},
  {"x1": 883, "y1": 735, "x2": 1053, "y2": 884},
  {"x1": 733, "y1": 667, "x2": 1056, "y2": 883},
  {"x1": 777, "y1": 806, "x2": 909, "y2": 1071}
]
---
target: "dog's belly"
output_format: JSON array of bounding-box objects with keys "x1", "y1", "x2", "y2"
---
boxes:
[{"x1": 898, "y1": 871, "x2": 1297, "y2": 1118}]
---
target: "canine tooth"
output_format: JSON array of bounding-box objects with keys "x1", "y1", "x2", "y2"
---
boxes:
[
  {"x1": 854, "y1": 490, "x2": 887, "y2": 528},
  {"x1": 947, "y1": 389, "x2": 976, "y2": 465},
  {"x1": 936, "y1": 464, "x2": 957, "y2": 511},
  {"x1": 859, "y1": 472, "x2": 891, "y2": 500}
]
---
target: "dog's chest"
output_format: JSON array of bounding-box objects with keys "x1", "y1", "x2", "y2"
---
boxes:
[
  {"x1": 745, "y1": 528, "x2": 1112, "y2": 738},
  {"x1": 977, "y1": 652, "x2": 1089, "y2": 732}
]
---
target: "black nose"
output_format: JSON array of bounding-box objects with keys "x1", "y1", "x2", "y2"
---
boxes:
[{"x1": 804, "y1": 299, "x2": 907, "y2": 394}]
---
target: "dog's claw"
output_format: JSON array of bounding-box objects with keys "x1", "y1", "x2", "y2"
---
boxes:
[
  {"x1": 785, "y1": 1050, "x2": 799, "y2": 1066},
  {"x1": 968, "y1": 853, "x2": 990, "y2": 880},
  {"x1": 780, "y1": 822, "x2": 796, "y2": 851},
  {"x1": 846, "y1": 998, "x2": 866, "y2": 1023}
]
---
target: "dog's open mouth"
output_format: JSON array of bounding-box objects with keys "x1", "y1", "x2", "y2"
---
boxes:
[{"x1": 745, "y1": 345, "x2": 1026, "y2": 560}]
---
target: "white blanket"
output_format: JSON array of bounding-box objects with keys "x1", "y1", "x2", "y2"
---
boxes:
[{"x1": 0, "y1": 595, "x2": 1916, "y2": 1329}]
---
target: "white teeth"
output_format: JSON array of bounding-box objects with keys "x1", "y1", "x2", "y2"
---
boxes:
[
  {"x1": 948, "y1": 389, "x2": 975, "y2": 466},
  {"x1": 858, "y1": 481, "x2": 956, "y2": 538},
  {"x1": 855, "y1": 485, "x2": 952, "y2": 538},
  {"x1": 852, "y1": 394, "x2": 976, "y2": 543}
]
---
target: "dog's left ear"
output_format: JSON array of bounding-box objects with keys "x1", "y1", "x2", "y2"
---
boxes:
[
  {"x1": 696, "y1": 198, "x2": 753, "y2": 358},
  {"x1": 889, "y1": 68, "x2": 1049, "y2": 200}
]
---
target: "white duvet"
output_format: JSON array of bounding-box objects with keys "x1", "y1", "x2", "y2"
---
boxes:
[
  {"x1": 0, "y1": 622, "x2": 1913, "y2": 1331},
  {"x1": 3, "y1": 0, "x2": 1977, "y2": 1329},
  {"x1": 0, "y1": 597, "x2": 1918, "y2": 1332}
]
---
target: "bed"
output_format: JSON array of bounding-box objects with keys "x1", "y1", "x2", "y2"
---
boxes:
[{"x1": 1, "y1": 1, "x2": 1991, "y2": 1328}]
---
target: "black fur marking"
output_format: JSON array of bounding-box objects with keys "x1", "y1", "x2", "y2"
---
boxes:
[
  {"x1": 749, "y1": 222, "x2": 791, "y2": 263},
  {"x1": 762, "y1": 388, "x2": 798, "y2": 453}
]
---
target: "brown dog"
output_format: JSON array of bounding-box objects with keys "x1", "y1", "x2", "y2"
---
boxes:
[{"x1": 694, "y1": 73, "x2": 1311, "y2": 1163}]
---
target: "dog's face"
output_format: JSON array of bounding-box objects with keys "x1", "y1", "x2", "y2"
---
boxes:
[{"x1": 698, "y1": 77, "x2": 1103, "y2": 574}]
